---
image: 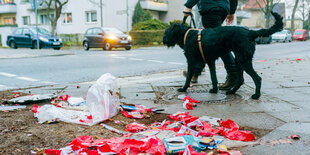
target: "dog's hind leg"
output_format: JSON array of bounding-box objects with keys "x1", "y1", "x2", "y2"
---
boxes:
[
  {"x1": 178, "y1": 64, "x2": 195, "y2": 92},
  {"x1": 207, "y1": 61, "x2": 218, "y2": 93},
  {"x1": 242, "y1": 62, "x2": 262, "y2": 99}
]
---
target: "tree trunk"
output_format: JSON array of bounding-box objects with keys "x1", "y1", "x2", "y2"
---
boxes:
[
  {"x1": 265, "y1": 0, "x2": 273, "y2": 28},
  {"x1": 291, "y1": 0, "x2": 300, "y2": 32},
  {"x1": 308, "y1": 10, "x2": 310, "y2": 32}
]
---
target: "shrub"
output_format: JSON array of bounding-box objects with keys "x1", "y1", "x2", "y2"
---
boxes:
[
  {"x1": 129, "y1": 30, "x2": 165, "y2": 45},
  {"x1": 59, "y1": 34, "x2": 83, "y2": 46},
  {"x1": 132, "y1": 19, "x2": 168, "y2": 31}
]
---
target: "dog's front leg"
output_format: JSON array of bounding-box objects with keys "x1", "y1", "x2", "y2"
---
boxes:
[
  {"x1": 178, "y1": 64, "x2": 194, "y2": 92},
  {"x1": 208, "y1": 61, "x2": 218, "y2": 93}
]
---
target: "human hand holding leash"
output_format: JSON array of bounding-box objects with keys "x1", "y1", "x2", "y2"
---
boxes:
[
  {"x1": 183, "y1": 7, "x2": 192, "y2": 17},
  {"x1": 226, "y1": 14, "x2": 235, "y2": 25}
]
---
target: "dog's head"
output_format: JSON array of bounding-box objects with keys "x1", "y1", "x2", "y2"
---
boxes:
[{"x1": 163, "y1": 23, "x2": 189, "y2": 48}]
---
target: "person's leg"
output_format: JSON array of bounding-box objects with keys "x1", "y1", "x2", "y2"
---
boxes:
[{"x1": 219, "y1": 53, "x2": 238, "y2": 90}]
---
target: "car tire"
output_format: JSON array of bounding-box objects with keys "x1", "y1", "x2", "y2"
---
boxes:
[
  {"x1": 104, "y1": 42, "x2": 112, "y2": 51},
  {"x1": 32, "y1": 41, "x2": 41, "y2": 49},
  {"x1": 53, "y1": 48, "x2": 61, "y2": 50},
  {"x1": 83, "y1": 41, "x2": 89, "y2": 51},
  {"x1": 9, "y1": 41, "x2": 17, "y2": 49},
  {"x1": 125, "y1": 47, "x2": 131, "y2": 50}
]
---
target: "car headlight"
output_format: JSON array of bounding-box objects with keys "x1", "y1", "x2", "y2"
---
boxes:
[
  {"x1": 108, "y1": 34, "x2": 118, "y2": 40},
  {"x1": 39, "y1": 37, "x2": 49, "y2": 42},
  {"x1": 59, "y1": 38, "x2": 62, "y2": 42},
  {"x1": 127, "y1": 36, "x2": 132, "y2": 41}
]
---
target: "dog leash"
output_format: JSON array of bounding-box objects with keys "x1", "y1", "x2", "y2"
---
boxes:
[{"x1": 183, "y1": 13, "x2": 206, "y2": 63}]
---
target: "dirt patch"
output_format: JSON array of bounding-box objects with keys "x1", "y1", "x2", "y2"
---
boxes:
[
  {"x1": 0, "y1": 90, "x2": 271, "y2": 154},
  {"x1": 0, "y1": 90, "x2": 169, "y2": 154}
]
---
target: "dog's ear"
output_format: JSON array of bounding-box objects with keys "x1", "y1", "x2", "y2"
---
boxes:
[{"x1": 163, "y1": 23, "x2": 182, "y2": 47}]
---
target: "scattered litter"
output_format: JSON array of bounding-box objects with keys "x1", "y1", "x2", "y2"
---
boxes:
[
  {"x1": 178, "y1": 125, "x2": 199, "y2": 137},
  {"x1": 183, "y1": 96, "x2": 201, "y2": 110},
  {"x1": 0, "y1": 105, "x2": 27, "y2": 111},
  {"x1": 32, "y1": 73, "x2": 120, "y2": 126},
  {"x1": 126, "y1": 122, "x2": 147, "y2": 133},
  {"x1": 199, "y1": 116, "x2": 221, "y2": 126},
  {"x1": 163, "y1": 135, "x2": 201, "y2": 154},
  {"x1": 296, "y1": 58, "x2": 301, "y2": 61},
  {"x1": 76, "y1": 84, "x2": 80, "y2": 88},
  {"x1": 289, "y1": 134, "x2": 300, "y2": 140},
  {"x1": 100, "y1": 123, "x2": 124, "y2": 134},
  {"x1": 8, "y1": 94, "x2": 55, "y2": 104}
]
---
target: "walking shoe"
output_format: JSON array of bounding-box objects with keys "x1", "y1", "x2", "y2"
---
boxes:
[
  {"x1": 183, "y1": 70, "x2": 199, "y2": 83},
  {"x1": 219, "y1": 75, "x2": 236, "y2": 90}
]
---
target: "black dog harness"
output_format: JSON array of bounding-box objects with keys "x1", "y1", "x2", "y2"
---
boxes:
[{"x1": 184, "y1": 29, "x2": 207, "y2": 63}]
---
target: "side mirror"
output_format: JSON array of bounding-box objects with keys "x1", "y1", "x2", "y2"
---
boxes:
[{"x1": 25, "y1": 33, "x2": 31, "y2": 37}]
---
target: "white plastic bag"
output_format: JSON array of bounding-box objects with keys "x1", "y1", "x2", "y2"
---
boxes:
[{"x1": 86, "y1": 73, "x2": 120, "y2": 124}]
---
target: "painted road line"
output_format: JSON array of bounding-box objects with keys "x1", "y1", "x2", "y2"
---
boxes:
[
  {"x1": 128, "y1": 58, "x2": 144, "y2": 61},
  {"x1": 17, "y1": 76, "x2": 40, "y2": 82},
  {"x1": 148, "y1": 60, "x2": 164, "y2": 63},
  {"x1": 168, "y1": 62, "x2": 184, "y2": 65},
  {"x1": 113, "y1": 56, "x2": 126, "y2": 59},
  {"x1": 0, "y1": 72, "x2": 17, "y2": 77}
]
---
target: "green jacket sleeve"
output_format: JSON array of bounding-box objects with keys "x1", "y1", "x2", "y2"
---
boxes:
[
  {"x1": 184, "y1": 0, "x2": 199, "y2": 9},
  {"x1": 230, "y1": 0, "x2": 238, "y2": 14}
]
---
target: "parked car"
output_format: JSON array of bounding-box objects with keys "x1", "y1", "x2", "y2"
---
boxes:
[
  {"x1": 271, "y1": 29, "x2": 292, "y2": 43},
  {"x1": 250, "y1": 28, "x2": 271, "y2": 44},
  {"x1": 83, "y1": 27, "x2": 132, "y2": 51},
  {"x1": 6, "y1": 27, "x2": 63, "y2": 50},
  {"x1": 293, "y1": 29, "x2": 307, "y2": 41}
]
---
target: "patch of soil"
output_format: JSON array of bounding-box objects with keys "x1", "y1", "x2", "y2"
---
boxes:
[{"x1": 0, "y1": 91, "x2": 169, "y2": 154}]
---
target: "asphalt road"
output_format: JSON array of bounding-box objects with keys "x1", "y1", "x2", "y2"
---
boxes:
[{"x1": 0, "y1": 40, "x2": 310, "y2": 91}]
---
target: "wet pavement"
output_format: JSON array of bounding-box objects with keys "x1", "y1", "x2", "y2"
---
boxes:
[{"x1": 16, "y1": 55, "x2": 310, "y2": 154}]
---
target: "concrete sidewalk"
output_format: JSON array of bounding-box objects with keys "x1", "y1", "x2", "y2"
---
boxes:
[{"x1": 22, "y1": 56, "x2": 310, "y2": 154}]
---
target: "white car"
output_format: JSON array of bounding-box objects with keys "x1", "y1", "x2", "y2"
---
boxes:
[{"x1": 272, "y1": 30, "x2": 292, "y2": 43}]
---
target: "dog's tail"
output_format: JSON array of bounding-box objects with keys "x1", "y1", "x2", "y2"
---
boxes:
[{"x1": 249, "y1": 12, "x2": 283, "y2": 39}]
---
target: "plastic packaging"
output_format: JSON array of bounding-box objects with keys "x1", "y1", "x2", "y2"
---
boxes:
[
  {"x1": 86, "y1": 73, "x2": 120, "y2": 124},
  {"x1": 163, "y1": 135, "x2": 201, "y2": 154}
]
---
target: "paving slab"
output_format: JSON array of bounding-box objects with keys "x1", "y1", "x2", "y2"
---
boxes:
[{"x1": 241, "y1": 123, "x2": 310, "y2": 155}]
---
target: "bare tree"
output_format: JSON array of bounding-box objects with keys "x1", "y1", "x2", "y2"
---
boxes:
[
  {"x1": 291, "y1": 0, "x2": 300, "y2": 32},
  {"x1": 255, "y1": 0, "x2": 280, "y2": 27},
  {"x1": 42, "y1": 0, "x2": 69, "y2": 35}
]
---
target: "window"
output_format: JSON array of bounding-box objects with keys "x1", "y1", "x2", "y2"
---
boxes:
[
  {"x1": 63, "y1": 13, "x2": 72, "y2": 24},
  {"x1": 40, "y1": 14, "x2": 54, "y2": 25},
  {"x1": 22, "y1": 16, "x2": 30, "y2": 25},
  {"x1": 20, "y1": 0, "x2": 29, "y2": 4},
  {"x1": 86, "y1": 11, "x2": 97, "y2": 23},
  {"x1": 93, "y1": 28, "x2": 102, "y2": 35},
  {"x1": 23, "y1": 28, "x2": 31, "y2": 35},
  {"x1": 4, "y1": 17, "x2": 15, "y2": 24},
  {"x1": 86, "y1": 29, "x2": 93, "y2": 35},
  {"x1": 14, "y1": 28, "x2": 23, "y2": 35},
  {"x1": 0, "y1": 0, "x2": 15, "y2": 4}
]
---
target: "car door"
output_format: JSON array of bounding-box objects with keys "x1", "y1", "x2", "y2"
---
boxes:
[
  {"x1": 13, "y1": 28, "x2": 24, "y2": 46},
  {"x1": 85, "y1": 28, "x2": 95, "y2": 47},
  {"x1": 21, "y1": 28, "x2": 33, "y2": 47},
  {"x1": 93, "y1": 28, "x2": 104, "y2": 47}
]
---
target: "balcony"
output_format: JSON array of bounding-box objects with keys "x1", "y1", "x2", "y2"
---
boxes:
[
  {"x1": 140, "y1": 0, "x2": 168, "y2": 12},
  {"x1": 0, "y1": 3, "x2": 17, "y2": 14}
]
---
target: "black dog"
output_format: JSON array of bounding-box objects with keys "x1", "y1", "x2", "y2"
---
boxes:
[{"x1": 163, "y1": 12, "x2": 283, "y2": 99}]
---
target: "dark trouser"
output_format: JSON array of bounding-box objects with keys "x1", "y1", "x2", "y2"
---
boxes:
[{"x1": 192, "y1": 8, "x2": 237, "y2": 76}]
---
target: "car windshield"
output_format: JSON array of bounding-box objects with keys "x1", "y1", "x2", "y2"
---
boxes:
[
  {"x1": 29, "y1": 27, "x2": 52, "y2": 35},
  {"x1": 102, "y1": 28, "x2": 123, "y2": 35},
  {"x1": 294, "y1": 31, "x2": 303, "y2": 35}
]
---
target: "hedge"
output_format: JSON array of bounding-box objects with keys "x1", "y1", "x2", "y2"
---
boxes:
[
  {"x1": 59, "y1": 33, "x2": 83, "y2": 46},
  {"x1": 0, "y1": 34, "x2": 2, "y2": 46},
  {"x1": 129, "y1": 30, "x2": 165, "y2": 45}
]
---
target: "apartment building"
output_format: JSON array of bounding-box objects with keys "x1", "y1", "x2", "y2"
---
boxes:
[{"x1": 1, "y1": 0, "x2": 173, "y2": 46}]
